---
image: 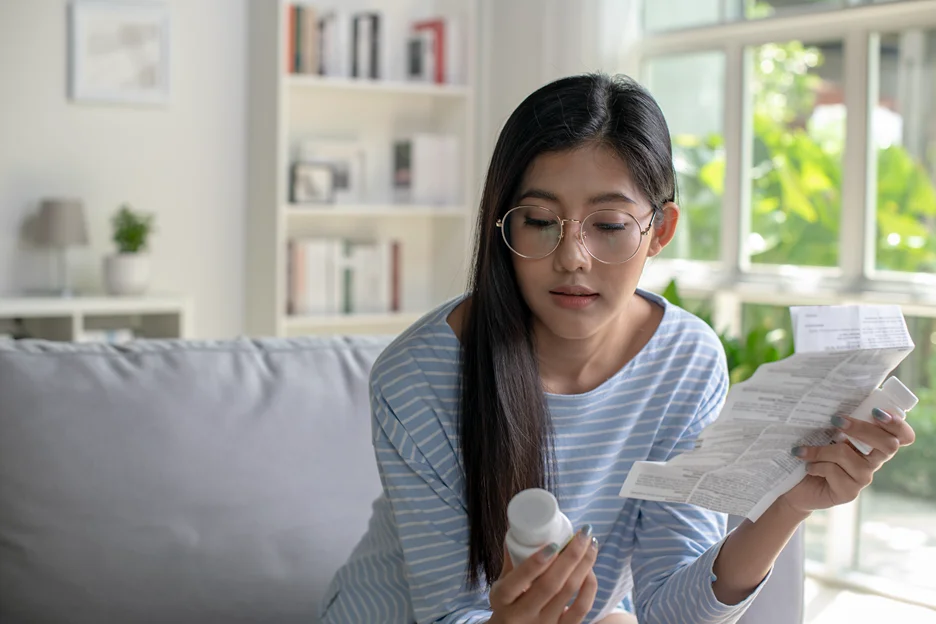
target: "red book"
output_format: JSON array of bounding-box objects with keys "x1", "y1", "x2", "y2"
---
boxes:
[
  {"x1": 412, "y1": 19, "x2": 445, "y2": 84},
  {"x1": 286, "y1": 5, "x2": 297, "y2": 74}
]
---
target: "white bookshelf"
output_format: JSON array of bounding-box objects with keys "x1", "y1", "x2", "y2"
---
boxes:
[
  {"x1": 246, "y1": 0, "x2": 479, "y2": 337},
  {"x1": 0, "y1": 295, "x2": 193, "y2": 342}
]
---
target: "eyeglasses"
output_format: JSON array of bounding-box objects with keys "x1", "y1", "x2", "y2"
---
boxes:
[{"x1": 495, "y1": 205, "x2": 657, "y2": 264}]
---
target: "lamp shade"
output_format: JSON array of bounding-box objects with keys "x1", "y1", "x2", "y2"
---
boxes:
[{"x1": 35, "y1": 198, "x2": 89, "y2": 247}]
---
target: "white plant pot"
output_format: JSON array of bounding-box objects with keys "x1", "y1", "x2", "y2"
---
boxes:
[{"x1": 103, "y1": 253, "x2": 151, "y2": 296}]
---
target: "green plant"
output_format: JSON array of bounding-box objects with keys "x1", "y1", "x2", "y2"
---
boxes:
[
  {"x1": 661, "y1": 279, "x2": 794, "y2": 385},
  {"x1": 110, "y1": 204, "x2": 154, "y2": 254}
]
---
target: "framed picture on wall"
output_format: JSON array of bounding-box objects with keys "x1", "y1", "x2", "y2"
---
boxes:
[{"x1": 68, "y1": 0, "x2": 171, "y2": 105}]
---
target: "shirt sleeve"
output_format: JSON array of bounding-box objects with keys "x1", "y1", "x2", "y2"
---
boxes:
[
  {"x1": 630, "y1": 362, "x2": 771, "y2": 624},
  {"x1": 371, "y1": 384, "x2": 493, "y2": 624}
]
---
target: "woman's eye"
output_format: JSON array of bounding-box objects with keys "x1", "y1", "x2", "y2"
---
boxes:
[
  {"x1": 524, "y1": 218, "x2": 555, "y2": 228},
  {"x1": 595, "y1": 222, "x2": 627, "y2": 231}
]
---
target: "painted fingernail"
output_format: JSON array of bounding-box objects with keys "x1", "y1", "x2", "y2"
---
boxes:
[
  {"x1": 831, "y1": 415, "x2": 850, "y2": 429},
  {"x1": 578, "y1": 524, "x2": 593, "y2": 541},
  {"x1": 541, "y1": 543, "x2": 559, "y2": 559},
  {"x1": 872, "y1": 407, "x2": 891, "y2": 423},
  {"x1": 791, "y1": 446, "x2": 806, "y2": 458},
  {"x1": 591, "y1": 536, "x2": 600, "y2": 551}
]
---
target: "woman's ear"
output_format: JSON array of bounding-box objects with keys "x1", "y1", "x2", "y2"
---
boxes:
[{"x1": 647, "y1": 202, "x2": 679, "y2": 258}]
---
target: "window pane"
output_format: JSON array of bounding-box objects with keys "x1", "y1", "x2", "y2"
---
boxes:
[
  {"x1": 857, "y1": 316, "x2": 936, "y2": 592},
  {"x1": 740, "y1": 0, "x2": 844, "y2": 19},
  {"x1": 873, "y1": 29, "x2": 936, "y2": 274},
  {"x1": 643, "y1": 0, "x2": 722, "y2": 33},
  {"x1": 747, "y1": 40, "x2": 846, "y2": 267},
  {"x1": 644, "y1": 52, "x2": 726, "y2": 262}
]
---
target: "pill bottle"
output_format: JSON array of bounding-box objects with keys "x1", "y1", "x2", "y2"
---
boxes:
[
  {"x1": 848, "y1": 376, "x2": 918, "y2": 455},
  {"x1": 505, "y1": 488, "x2": 574, "y2": 567}
]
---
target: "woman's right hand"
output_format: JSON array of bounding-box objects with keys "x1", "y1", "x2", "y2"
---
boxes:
[{"x1": 488, "y1": 525, "x2": 599, "y2": 624}]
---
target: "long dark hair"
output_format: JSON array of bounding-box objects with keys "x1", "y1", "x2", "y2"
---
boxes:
[{"x1": 459, "y1": 73, "x2": 678, "y2": 588}]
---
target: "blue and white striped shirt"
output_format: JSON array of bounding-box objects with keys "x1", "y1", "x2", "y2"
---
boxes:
[{"x1": 321, "y1": 289, "x2": 764, "y2": 623}]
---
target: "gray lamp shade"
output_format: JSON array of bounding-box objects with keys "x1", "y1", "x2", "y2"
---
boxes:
[{"x1": 35, "y1": 198, "x2": 89, "y2": 247}]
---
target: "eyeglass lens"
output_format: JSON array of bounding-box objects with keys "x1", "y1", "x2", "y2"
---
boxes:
[{"x1": 501, "y1": 205, "x2": 643, "y2": 263}]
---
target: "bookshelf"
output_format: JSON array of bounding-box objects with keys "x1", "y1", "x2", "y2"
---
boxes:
[
  {"x1": 246, "y1": 0, "x2": 479, "y2": 338},
  {"x1": 0, "y1": 296, "x2": 193, "y2": 342}
]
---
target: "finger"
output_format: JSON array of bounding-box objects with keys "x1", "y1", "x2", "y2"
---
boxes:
[
  {"x1": 519, "y1": 525, "x2": 593, "y2": 612},
  {"x1": 489, "y1": 542, "x2": 559, "y2": 607},
  {"x1": 867, "y1": 407, "x2": 916, "y2": 446},
  {"x1": 558, "y1": 570, "x2": 598, "y2": 624},
  {"x1": 540, "y1": 537, "x2": 599, "y2": 622},
  {"x1": 799, "y1": 440, "x2": 874, "y2": 487},
  {"x1": 806, "y1": 461, "x2": 864, "y2": 504},
  {"x1": 831, "y1": 414, "x2": 905, "y2": 457}
]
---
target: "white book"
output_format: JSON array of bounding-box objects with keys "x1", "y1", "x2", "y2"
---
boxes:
[{"x1": 319, "y1": 11, "x2": 350, "y2": 77}]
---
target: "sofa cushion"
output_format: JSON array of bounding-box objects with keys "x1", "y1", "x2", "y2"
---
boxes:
[{"x1": 0, "y1": 335, "x2": 392, "y2": 624}]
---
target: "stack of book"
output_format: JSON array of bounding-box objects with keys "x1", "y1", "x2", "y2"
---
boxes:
[
  {"x1": 393, "y1": 133, "x2": 461, "y2": 206},
  {"x1": 285, "y1": 5, "x2": 384, "y2": 78},
  {"x1": 406, "y1": 16, "x2": 462, "y2": 85},
  {"x1": 287, "y1": 237, "x2": 402, "y2": 316},
  {"x1": 284, "y1": 4, "x2": 462, "y2": 84}
]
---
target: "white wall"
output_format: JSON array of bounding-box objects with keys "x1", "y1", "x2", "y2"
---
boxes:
[
  {"x1": 478, "y1": 0, "x2": 640, "y2": 172},
  {"x1": 0, "y1": 0, "x2": 246, "y2": 339}
]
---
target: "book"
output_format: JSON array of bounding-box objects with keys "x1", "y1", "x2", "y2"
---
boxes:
[
  {"x1": 351, "y1": 12, "x2": 381, "y2": 79},
  {"x1": 393, "y1": 133, "x2": 461, "y2": 206},
  {"x1": 287, "y1": 237, "x2": 401, "y2": 316}
]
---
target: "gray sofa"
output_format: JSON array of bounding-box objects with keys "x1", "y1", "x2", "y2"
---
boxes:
[{"x1": 0, "y1": 335, "x2": 803, "y2": 623}]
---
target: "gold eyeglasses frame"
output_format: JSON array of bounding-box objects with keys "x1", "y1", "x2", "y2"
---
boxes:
[{"x1": 495, "y1": 205, "x2": 660, "y2": 265}]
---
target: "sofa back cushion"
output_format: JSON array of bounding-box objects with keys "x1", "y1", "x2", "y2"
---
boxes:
[{"x1": 0, "y1": 336, "x2": 391, "y2": 624}]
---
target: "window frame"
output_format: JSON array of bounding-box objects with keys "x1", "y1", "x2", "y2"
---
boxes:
[{"x1": 628, "y1": 0, "x2": 936, "y2": 610}]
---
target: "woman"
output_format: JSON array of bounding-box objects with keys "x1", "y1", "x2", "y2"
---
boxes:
[{"x1": 320, "y1": 73, "x2": 916, "y2": 624}]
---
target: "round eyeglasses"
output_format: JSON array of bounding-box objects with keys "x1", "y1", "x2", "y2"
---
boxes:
[{"x1": 495, "y1": 205, "x2": 657, "y2": 264}]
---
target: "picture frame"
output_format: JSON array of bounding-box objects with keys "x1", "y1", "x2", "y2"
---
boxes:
[
  {"x1": 68, "y1": 0, "x2": 171, "y2": 106},
  {"x1": 291, "y1": 162, "x2": 335, "y2": 204},
  {"x1": 296, "y1": 138, "x2": 368, "y2": 203}
]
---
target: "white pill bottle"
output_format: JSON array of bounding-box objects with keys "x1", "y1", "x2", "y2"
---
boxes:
[
  {"x1": 505, "y1": 488, "x2": 574, "y2": 567},
  {"x1": 848, "y1": 376, "x2": 918, "y2": 454}
]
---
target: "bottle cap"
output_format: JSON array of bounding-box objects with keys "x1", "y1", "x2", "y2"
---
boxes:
[
  {"x1": 507, "y1": 488, "x2": 558, "y2": 546},
  {"x1": 882, "y1": 377, "x2": 918, "y2": 410}
]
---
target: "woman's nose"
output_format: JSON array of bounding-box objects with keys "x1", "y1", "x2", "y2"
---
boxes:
[{"x1": 553, "y1": 220, "x2": 590, "y2": 272}]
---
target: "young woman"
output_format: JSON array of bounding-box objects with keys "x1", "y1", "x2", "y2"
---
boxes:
[{"x1": 320, "y1": 73, "x2": 916, "y2": 624}]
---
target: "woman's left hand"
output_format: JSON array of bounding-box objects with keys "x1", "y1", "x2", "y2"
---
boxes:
[{"x1": 780, "y1": 408, "x2": 916, "y2": 514}]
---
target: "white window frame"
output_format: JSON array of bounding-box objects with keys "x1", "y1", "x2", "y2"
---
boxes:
[{"x1": 627, "y1": 0, "x2": 936, "y2": 610}]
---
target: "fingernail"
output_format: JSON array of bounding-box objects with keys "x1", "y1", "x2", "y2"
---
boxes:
[
  {"x1": 872, "y1": 407, "x2": 891, "y2": 423},
  {"x1": 578, "y1": 524, "x2": 593, "y2": 541},
  {"x1": 591, "y1": 536, "x2": 599, "y2": 551},
  {"x1": 831, "y1": 415, "x2": 850, "y2": 429},
  {"x1": 541, "y1": 543, "x2": 559, "y2": 559},
  {"x1": 791, "y1": 446, "x2": 805, "y2": 458}
]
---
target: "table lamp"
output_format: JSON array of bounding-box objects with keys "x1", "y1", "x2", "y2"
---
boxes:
[{"x1": 34, "y1": 198, "x2": 89, "y2": 297}]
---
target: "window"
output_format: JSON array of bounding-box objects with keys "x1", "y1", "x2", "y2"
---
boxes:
[
  {"x1": 633, "y1": 0, "x2": 936, "y2": 610},
  {"x1": 857, "y1": 315, "x2": 936, "y2": 591},
  {"x1": 746, "y1": 39, "x2": 846, "y2": 267},
  {"x1": 644, "y1": 52, "x2": 726, "y2": 261},
  {"x1": 871, "y1": 29, "x2": 936, "y2": 274}
]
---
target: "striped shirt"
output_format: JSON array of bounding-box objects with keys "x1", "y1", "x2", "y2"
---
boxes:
[{"x1": 320, "y1": 289, "x2": 766, "y2": 623}]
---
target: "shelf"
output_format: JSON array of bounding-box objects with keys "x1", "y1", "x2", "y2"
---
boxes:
[
  {"x1": 0, "y1": 295, "x2": 190, "y2": 318},
  {"x1": 286, "y1": 75, "x2": 472, "y2": 98},
  {"x1": 285, "y1": 204, "x2": 469, "y2": 218},
  {"x1": 284, "y1": 311, "x2": 423, "y2": 329}
]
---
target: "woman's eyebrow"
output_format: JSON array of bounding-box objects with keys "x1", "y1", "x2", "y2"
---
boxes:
[
  {"x1": 587, "y1": 191, "x2": 638, "y2": 206},
  {"x1": 516, "y1": 189, "x2": 638, "y2": 205},
  {"x1": 516, "y1": 188, "x2": 559, "y2": 203}
]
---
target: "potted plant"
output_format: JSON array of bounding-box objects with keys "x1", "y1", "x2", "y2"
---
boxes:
[{"x1": 103, "y1": 204, "x2": 155, "y2": 296}]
